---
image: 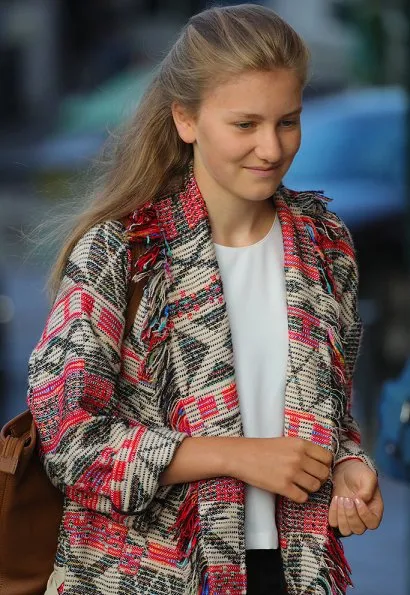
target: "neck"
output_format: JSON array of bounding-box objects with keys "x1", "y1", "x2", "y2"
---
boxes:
[{"x1": 193, "y1": 167, "x2": 276, "y2": 248}]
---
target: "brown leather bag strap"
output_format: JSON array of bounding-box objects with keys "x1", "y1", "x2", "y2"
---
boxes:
[
  {"x1": 0, "y1": 410, "x2": 36, "y2": 476},
  {"x1": 0, "y1": 436, "x2": 24, "y2": 475}
]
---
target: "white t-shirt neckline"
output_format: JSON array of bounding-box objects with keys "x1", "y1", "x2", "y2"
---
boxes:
[{"x1": 214, "y1": 215, "x2": 277, "y2": 251}]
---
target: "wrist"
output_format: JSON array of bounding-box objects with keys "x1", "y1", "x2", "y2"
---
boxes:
[
  {"x1": 334, "y1": 457, "x2": 365, "y2": 470},
  {"x1": 220, "y1": 437, "x2": 247, "y2": 479}
]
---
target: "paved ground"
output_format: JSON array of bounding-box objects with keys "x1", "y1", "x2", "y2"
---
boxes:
[{"x1": 1, "y1": 190, "x2": 409, "y2": 594}]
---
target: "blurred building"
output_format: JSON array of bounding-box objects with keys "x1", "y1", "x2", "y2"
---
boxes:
[
  {"x1": 0, "y1": 0, "x2": 60, "y2": 135},
  {"x1": 272, "y1": 0, "x2": 356, "y2": 91},
  {"x1": 0, "y1": 0, "x2": 203, "y2": 139},
  {"x1": 272, "y1": 0, "x2": 408, "y2": 90},
  {"x1": 2, "y1": 0, "x2": 408, "y2": 139}
]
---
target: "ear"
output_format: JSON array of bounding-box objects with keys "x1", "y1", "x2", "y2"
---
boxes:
[{"x1": 171, "y1": 102, "x2": 197, "y2": 144}]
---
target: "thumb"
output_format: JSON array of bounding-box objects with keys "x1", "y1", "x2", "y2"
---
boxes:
[{"x1": 356, "y1": 472, "x2": 378, "y2": 503}]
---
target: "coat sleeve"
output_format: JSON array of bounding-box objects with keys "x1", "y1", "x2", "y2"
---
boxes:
[
  {"x1": 330, "y1": 221, "x2": 376, "y2": 472},
  {"x1": 27, "y1": 220, "x2": 187, "y2": 516}
]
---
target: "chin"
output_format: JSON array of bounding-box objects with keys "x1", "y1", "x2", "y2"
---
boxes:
[
  {"x1": 252, "y1": 185, "x2": 280, "y2": 201},
  {"x1": 244, "y1": 192, "x2": 276, "y2": 203}
]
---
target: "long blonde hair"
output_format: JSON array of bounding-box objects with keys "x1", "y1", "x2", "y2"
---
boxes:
[{"x1": 49, "y1": 3, "x2": 309, "y2": 298}]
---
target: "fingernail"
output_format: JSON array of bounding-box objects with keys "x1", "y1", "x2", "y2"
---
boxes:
[
  {"x1": 344, "y1": 498, "x2": 354, "y2": 509},
  {"x1": 355, "y1": 498, "x2": 363, "y2": 507},
  {"x1": 338, "y1": 496, "x2": 344, "y2": 507}
]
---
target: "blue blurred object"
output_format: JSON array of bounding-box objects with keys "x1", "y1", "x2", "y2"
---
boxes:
[
  {"x1": 375, "y1": 359, "x2": 410, "y2": 483},
  {"x1": 285, "y1": 86, "x2": 407, "y2": 231}
]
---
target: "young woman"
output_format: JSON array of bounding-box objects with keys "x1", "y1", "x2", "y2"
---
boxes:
[{"x1": 28, "y1": 4, "x2": 383, "y2": 594}]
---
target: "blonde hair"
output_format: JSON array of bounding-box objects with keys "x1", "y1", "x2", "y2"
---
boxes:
[{"x1": 49, "y1": 3, "x2": 309, "y2": 298}]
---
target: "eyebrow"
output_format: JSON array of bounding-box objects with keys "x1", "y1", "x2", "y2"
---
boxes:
[{"x1": 228, "y1": 107, "x2": 303, "y2": 119}]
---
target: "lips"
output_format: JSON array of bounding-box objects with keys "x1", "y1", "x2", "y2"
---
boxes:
[
  {"x1": 244, "y1": 166, "x2": 278, "y2": 171},
  {"x1": 243, "y1": 165, "x2": 281, "y2": 179},
  {"x1": 247, "y1": 167, "x2": 274, "y2": 171}
]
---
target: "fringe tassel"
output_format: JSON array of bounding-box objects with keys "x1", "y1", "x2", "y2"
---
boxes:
[
  {"x1": 328, "y1": 328, "x2": 346, "y2": 387},
  {"x1": 169, "y1": 485, "x2": 200, "y2": 564},
  {"x1": 307, "y1": 217, "x2": 349, "y2": 427},
  {"x1": 125, "y1": 205, "x2": 172, "y2": 381},
  {"x1": 169, "y1": 486, "x2": 209, "y2": 595},
  {"x1": 322, "y1": 530, "x2": 353, "y2": 594},
  {"x1": 291, "y1": 188, "x2": 330, "y2": 215},
  {"x1": 200, "y1": 572, "x2": 209, "y2": 595},
  {"x1": 296, "y1": 189, "x2": 344, "y2": 240},
  {"x1": 327, "y1": 329, "x2": 345, "y2": 367},
  {"x1": 305, "y1": 223, "x2": 337, "y2": 298}
]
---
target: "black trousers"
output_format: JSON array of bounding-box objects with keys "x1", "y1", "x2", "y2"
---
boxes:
[{"x1": 245, "y1": 549, "x2": 287, "y2": 595}]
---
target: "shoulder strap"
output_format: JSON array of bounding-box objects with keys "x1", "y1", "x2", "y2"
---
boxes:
[{"x1": 124, "y1": 243, "x2": 145, "y2": 338}]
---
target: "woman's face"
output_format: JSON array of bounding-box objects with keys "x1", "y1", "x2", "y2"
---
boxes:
[{"x1": 173, "y1": 69, "x2": 303, "y2": 206}]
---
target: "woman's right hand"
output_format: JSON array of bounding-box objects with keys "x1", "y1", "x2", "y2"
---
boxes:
[{"x1": 227, "y1": 436, "x2": 332, "y2": 503}]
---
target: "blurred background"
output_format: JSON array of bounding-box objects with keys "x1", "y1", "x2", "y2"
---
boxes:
[{"x1": 0, "y1": 0, "x2": 409, "y2": 593}]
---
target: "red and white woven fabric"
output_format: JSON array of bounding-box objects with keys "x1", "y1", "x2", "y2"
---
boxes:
[{"x1": 28, "y1": 168, "x2": 375, "y2": 594}]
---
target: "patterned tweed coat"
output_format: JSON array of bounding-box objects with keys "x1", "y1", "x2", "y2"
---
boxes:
[{"x1": 28, "y1": 169, "x2": 375, "y2": 595}]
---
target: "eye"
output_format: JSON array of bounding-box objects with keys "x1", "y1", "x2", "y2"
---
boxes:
[
  {"x1": 235, "y1": 122, "x2": 255, "y2": 130},
  {"x1": 280, "y1": 118, "x2": 299, "y2": 128}
]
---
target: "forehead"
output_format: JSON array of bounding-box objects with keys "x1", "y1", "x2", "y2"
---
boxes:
[{"x1": 199, "y1": 69, "x2": 303, "y2": 116}]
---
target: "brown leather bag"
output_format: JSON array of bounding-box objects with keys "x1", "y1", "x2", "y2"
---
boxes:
[{"x1": 0, "y1": 261, "x2": 144, "y2": 595}]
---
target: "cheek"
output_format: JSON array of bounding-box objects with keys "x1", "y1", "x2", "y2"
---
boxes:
[
  {"x1": 284, "y1": 130, "x2": 302, "y2": 160},
  {"x1": 213, "y1": 139, "x2": 254, "y2": 170},
  {"x1": 197, "y1": 121, "x2": 248, "y2": 160},
  {"x1": 197, "y1": 126, "x2": 225, "y2": 162},
  {"x1": 199, "y1": 131, "x2": 244, "y2": 168}
]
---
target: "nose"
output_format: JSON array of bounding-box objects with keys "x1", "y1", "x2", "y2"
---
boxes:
[{"x1": 254, "y1": 128, "x2": 282, "y2": 164}]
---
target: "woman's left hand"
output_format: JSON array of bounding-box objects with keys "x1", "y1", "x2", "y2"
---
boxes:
[{"x1": 329, "y1": 459, "x2": 384, "y2": 536}]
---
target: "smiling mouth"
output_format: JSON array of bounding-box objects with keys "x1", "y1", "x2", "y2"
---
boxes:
[{"x1": 245, "y1": 166, "x2": 278, "y2": 171}]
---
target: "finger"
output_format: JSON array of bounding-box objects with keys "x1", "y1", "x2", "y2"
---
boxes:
[
  {"x1": 337, "y1": 497, "x2": 352, "y2": 536},
  {"x1": 294, "y1": 471, "x2": 322, "y2": 494},
  {"x1": 357, "y1": 472, "x2": 378, "y2": 503},
  {"x1": 369, "y1": 490, "x2": 384, "y2": 521},
  {"x1": 306, "y1": 443, "x2": 333, "y2": 467},
  {"x1": 343, "y1": 497, "x2": 366, "y2": 535},
  {"x1": 328, "y1": 495, "x2": 338, "y2": 527},
  {"x1": 303, "y1": 457, "x2": 331, "y2": 484},
  {"x1": 287, "y1": 484, "x2": 309, "y2": 505},
  {"x1": 355, "y1": 498, "x2": 383, "y2": 530}
]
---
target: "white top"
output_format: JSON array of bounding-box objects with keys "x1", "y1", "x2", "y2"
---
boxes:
[{"x1": 214, "y1": 216, "x2": 288, "y2": 549}]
